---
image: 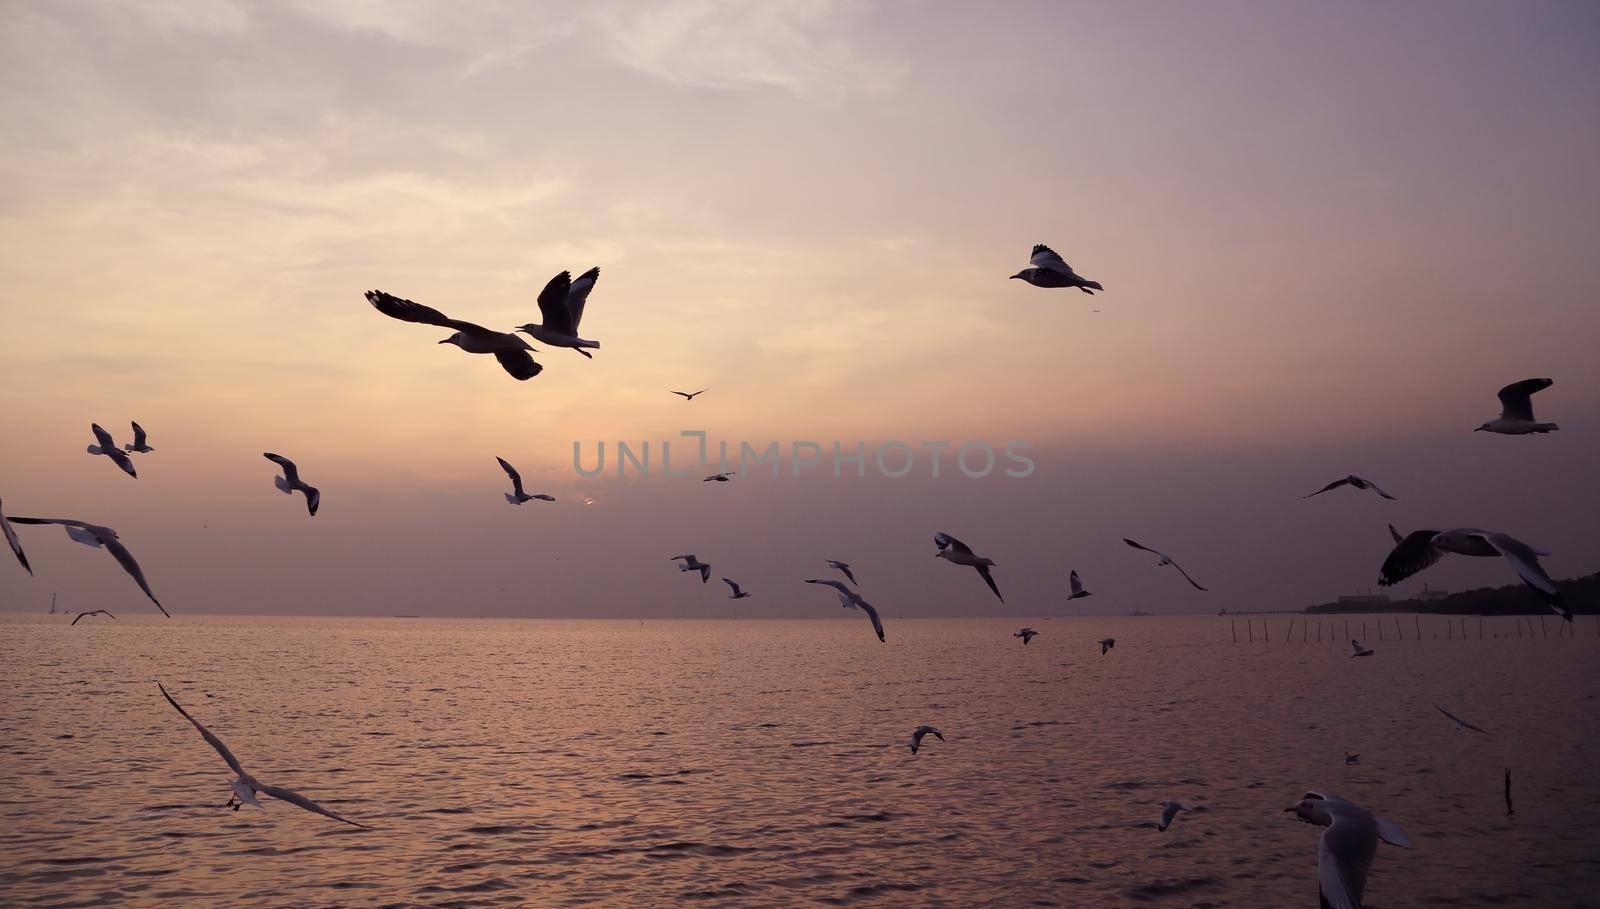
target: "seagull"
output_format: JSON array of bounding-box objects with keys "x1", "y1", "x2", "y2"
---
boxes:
[
  {"x1": 1068, "y1": 569, "x2": 1091, "y2": 599},
  {"x1": 1098, "y1": 637, "x2": 1115, "y2": 655},
  {"x1": 158, "y1": 684, "x2": 372, "y2": 828},
  {"x1": 805, "y1": 579, "x2": 885, "y2": 642},
  {"x1": 909, "y1": 725, "x2": 943, "y2": 754},
  {"x1": 1304, "y1": 475, "x2": 1396, "y2": 500},
  {"x1": 1350, "y1": 639, "x2": 1374, "y2": 658},
  {"x1": 671, "y1": 554, "x2": 711, "y2": 582},
  {"x1": 123, "y1": 421, "x2": 155, "y2": 454},
  {"x1": 1345, "y1": 753, "x2": 1360, "y2": 766},
  {"x1": 497, "y1": 457, "x2": 554, "y2": 504},
  {"x1": 70, "y1": 609, "x2": 116, "y2": 625},
  {"x1": 723, "y1": 578, "x2": 751, "y2": 599},
  {"x1": 366, "y1": 289, "x2": 542, "y2": 380},
  {"x1": 1015, "y1": 627, "x2": 1039, "y2": 645},
  {"x1": 933, "y1": 532, "x2": 1003, "y2": 602},
  {"x1": 1388, "y1": 524, "x2": 1404, "y2": 545},
  {"x1": 671, "y1": 388, "x2": 709, "y2": 401},
  {"x1": 86, "y1": 424, "x2": 137, "y2": 478},
  {"x1": 6, "y1": 517, "x2": 166, "y2": 615},
  {"x1": 1379, "y1": 527, "x2": 1570, "y2": 620},
  {"x1": 263, "y1": 453, "x2": 320, "y2": 517},
  {"x1": 1, "y1": 498, "x2": 32, "y2": 575},
  {"x1": 1286, "y1": 791, "x2": 1413, "y2": 909},
  {"x1": 1158, "y1": 801, "x2": 1187, "y2": 832},
  {"x1": 1434, "y1": 703, "x2": 1488, "y2": 735},
  {"x1": 703, "y1": 472, "x2": 734, "y2": 482},
  {"x1": 514, "y1": 268, "x2": 601, "y2": 358},
  {"x1": 1010, "y1": 243, "x2": 1103, "y2": 294},
  {"x1": 826, "y1": 560, "x2": 857, "y2": 585},
  {"x1": 1476, "y1": 378, "x2": 1558, "y2": 434},
  {"x1": 1123, "y1": 538, "x2": 1207, "y2": 591}
]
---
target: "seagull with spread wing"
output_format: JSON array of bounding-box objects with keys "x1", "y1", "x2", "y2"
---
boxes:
[
  {"x1": 1124, "y1": 538, "x2": 1207, "y2": 591},
  {"x1": 933, "y1": 532, "x2": 1003, "y2": 602},
  {"x1": 1304, "y1": 475, "x2": 1396, "y2": 500},
  {"x1": 826, "y1": 560, "x2": 857, "y2": 586},
  {"x1": 6, "y1": 517, "x2": 166, "y2": 615},
  {"x1": 805, "y1": 579, "x2": 885, "y2": 642},
  {"x1": 671, "y1": 554, "x2": 711, "y2": 582},
  {"x1": 70, "y1": 609, "x2": 115, "y2": 626},
  {"x1": 1350, "y1": 639, "x2": 1374, "y2": 658},
  {"x1": 1, "y1": 498, "x2": 31, "y2": 575},
  {"x1": 158, "y1": 684, "x2": 372, "y2": 828},
  {"x1": 497, "y1": 457, "x2": 554, "y2": 504},
  {"x1": 1476, "y1": 378, "x2": 1558, "y2": 434},
  {"x1": 1286, "y1": 791, "x2": 1413, "y2": 909},
  {"x1": 909, "y1": 725, "x2": 943, "y2": 754},
  {"x1": 671, "y1": 388, "x2": 709, "y2": 401},
  {"x1": 366, "y1": 289, "x2": 543, "y2": 380},
  {"x1": 723, "y1": 578, "x2": 751, "y2": 599},
  {"x1": 1434, "y1": 703, "x2": 1489, "y2": 735},
  {"x1": 1014, "y1": 627, "x2": 1039, "y2": 645},
  {"x1": 264, "y1": 453, "x2": 320, "y2": 517},
  {"x1": 515, "y1": 268, "x2": 602, "y2": 358},
  {"x1": 1009, "y1": 243, "x2": 1103, "y2": 294},
  {"x1": 86, "y1": 424, "x2": 137, "y2": 478},
  {"x1": 123, "y1": 421, "x2": 154, "y2": 454},
  {"x1": 1098, "y1": 637, "x2": 1115, "y2": 655},
  {"x1": 703, "y1": 471, "x2": 734, "y2": 482},
  {"x1": 1379, "y1": 527, "x2": 1569, "y2": 620},
  {"x1": 1068, "y1": 569, "x2": 1091, "y2": 600}
]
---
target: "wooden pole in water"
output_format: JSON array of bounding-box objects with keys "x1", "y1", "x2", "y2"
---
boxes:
[
  {"x1": 1344, "y1": 619, "x2": 1350, "y2": 641},
  {"x1": 1316, "y1": 621, "x2": 1322, "y2": 642},
  {"x1": 1264, "y1": 619, "x2": 1269, "y2": 642},
  {"x1": 1478, "y1": 617, "x2": 1484, "y2": 640},
  {"x1": 1396, "y1": 617, "x2": 1403, "y2": 641},
  {"x1": 1517, "y1": 619, "x2": 1523, "y2": 638},
  {"x1": 1378, "y1": 620, "x2": 1384, "y2": 642},
  {"x1": 1302, "y1": 619, "x2": 1308, "y2": 642},
  {"x1": 1448, "y1": 619, "x2": 1453, "y2": 640},
  {"x1": 1540, "y1": 615, "x2": 1548, "y2": 639},
  {"x1": 1284, "y1": 619, "x2": 1293, "y2": 643},
  {"x1": 1415, "y1": 615, "x2": 1422, "y2": 641},
  {"x1": 1248, "y1": 619, "x2": 1254, "y2": 642},
  {"x1": 1231, "y1": 619, "x2": 1237, "y2": 643}
]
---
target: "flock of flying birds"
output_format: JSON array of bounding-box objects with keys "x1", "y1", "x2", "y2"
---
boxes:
[{"x1": 0, "y1": 244, "x2": 1578, "y2": 908}]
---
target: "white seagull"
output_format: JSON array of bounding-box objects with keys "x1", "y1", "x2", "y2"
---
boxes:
[
  {"x1": 1015, "y1": 627, "x2": 1039, "y2": 645},
  {"x1": 497, "y1": 457, "x2": 554, "y2": 504},
  {"x1": 671, "y1": 388, "x2": 709, "y2": 401},
  {"x1": 1068, "y1": 569, "x2": 1091, "y2": 599},
  {"x1": 1286, "y1": 791, "x2": 1413, "y2": 909},
  {"x1": 671, "y1": 554, "x2": 711, "y2": 582},
  {"x1": 1158, "y1": 801, "x2": 1187, "y2": 832},
  {"x1": 1099, "y1": 637, "x2": 1115, "y2": 655},
  {"x1": 1, "y1": 498, "x2": 32, "y2": 575},
  {"x1": 86, "y1": 424, "x2": 137, "y2": 478},
  {"x1": 805, "y1": 579, "x2": 885, "y2": 642},
  {"x1": 70, "y1": 609, "x2": 115, "y2": 626},
  {"x1": 124, "y1": 421, "x2": 155, "y2": 454},
  {"x1": 264, "y1": 453, "x2": 320, "y2": 517},
  {"x1": 1476, "y1": 378, "x2": 1558, "y2": 434},
  {"x1": 1124, "y1": 538, "x2": 1207, "y2": 591},
  {"x1": 6, "y1": 517, "x2": 166, "y2": 615},
  {"x1": 1379, "y1": 527, "x2": 1569, "y2": 620},
  {"x1": 1434, "y1": 703, "x2": 1489, "y2": 735},
  {"x1": 723, "y1": 578, "x2": 751, "y2": 599},
  {"x1": 366, "y1": 289, "x2": 542, "y2": 380},
  {"x1": 514, "y1": 268, "x2": 602, "y2": 358},
  {"x1": 826, "y1": 560, "x2": 857, "y2": 585},
  {"x1": 933, "y1": 532, "x2": 1003, "y2": 602},
  {"x1": 1350, "y1": 639, "x2": 1374, "y2": 658},
  {"x1": 1009, "y1": 243, "x2": 1103, "y2": 294},
  {"x1": 909, "y1": 725, "x2": 943, "y2": 754},
  {"x1": 1344, "y1": 753, "x2": 1360, "y2": 766},
  {"x1": 159, "y1": 684, "x2": 372, "y2": 828},
  {"x1": 1304, "y1": 475, "x2": 1396, "y2": 500}
]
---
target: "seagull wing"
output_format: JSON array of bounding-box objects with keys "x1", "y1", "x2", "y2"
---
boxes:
[
  {"x1": 71, "y1": 612, "x2": 86, "y2": 625},
  {"x1": 159, "y1": 683, "x2": 245, "y2": 776},
  {"x1": 263, "y1": 453, "x2": 301, "y2": 486},
  {"x1": 723, "y1": 578, "x2": 743, "y2": 596},
  {"x1": 1304, "y1": 478, "x2": 1351, "y2": 498},
  {"x1": 805, "y1": 578, "x2": 852, "y2": 598},
  {"x1": 1123, "y1": 538, "x2": 1161, "y2": 556},
  {"x1": 1388, "y1": 524, "x2": 1405, "y2": 545},
  {"x1": 856, "y1": 599, "x2": 885, "y2": 641},
  {"x1": 836, "y1": 563, "x2": 857, "y2": 585},
  {"x1": 91, "y1": 423, "x2": 118, "y2": 452},
  {"x1": 1317, "y1": 810, "x2": 1376, "y2": 909},
  {"x1": 0, "y1": 502, "x2": 31, "y2": 575},
  {"x1": 1434, "y1": 703, "x2": 1488, "y2": 734},
  {"x1": 1029, "y1": 243, "x2": 1077, "y2": 276},
  {"x1": 976, "y1": 565, "x2": 1004, "y2": 602},
  {"x1": 566, "y1": 266, "x2": 599, "y2": 330},
  {"x1": 1361, "y1": 478, "x2": 1397, "y2": 500},
  {"x1": 1378, "y1": 529, "x2": 1444, "y2": 586},
  {"x1": 535, "y1": 271, "x2": 575, "y2": 335},
  {"x1": 1160, "y1": 803, "x2": 1182, "y2": 830},
  {"x1": 671, "y1": 554, "x2": 696, "y2": 563},
  {"x1": 1476, "y1": 532, "x2": 1570, "y2": 619},
  {"x1": 129, "y1": 421, "x2": 148, "y2": 449},
  {"x1": 365, "y1": 290, "x2": 484, "y2": 334},
  {"x1": 1496, "y1": 378, "x2": 1552, "y2": 421},
  {"x1": 1169, "y1": 559, "x2": 1208, "y2": 591},
  {"x1": 493, "y1": 349, "x2": 544, "y2": 381},
  {"x1": 1069, "y1": 570, "x2": 1083, "y2": 596},
  {"x1": 496, "y1": 457, "x2": 527, "y2": 497},
  {"x1": 933, "y1": 532, "x2": 973, "y2": 556},
  {"x1": 255, "y1": 782, "x2": 373, "y2": 828},
  {"x1": 105, "y1": 536, "x2": 168, "y2": 616}
]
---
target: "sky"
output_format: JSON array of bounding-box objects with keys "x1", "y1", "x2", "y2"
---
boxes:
[{"x1": 1, "y1": 0, "x2": 1597, "y2": 618}]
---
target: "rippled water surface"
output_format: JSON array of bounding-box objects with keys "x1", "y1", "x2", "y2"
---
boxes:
[{"x1": 1, "y1": 613, "x2": 1597, "y2": 907}]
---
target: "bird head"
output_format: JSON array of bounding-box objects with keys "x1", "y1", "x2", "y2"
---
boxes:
[
  {"x1": 1285, "y1": 798, "x2": 1330, "y2": 826},
  {"x1": 513, "y1": 324, "x2": 536, "y2": 335},
  {"x1": 1008, "y1": 270, "x2": 1029, "y2": 280}
]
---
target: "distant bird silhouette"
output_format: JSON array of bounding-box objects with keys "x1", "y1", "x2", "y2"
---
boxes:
[
  {"x1": 1009, "y1": 244, "x2": 1103, "y2": 294},
  {"x1": 1014, "y1": 627, "x2": 1039, "y2": 645},
  {"x1": 1350, "y1": 639, "x2": 1374, "y2": 658},
  {"x1": 497, "y1": 457, "x2": 554, "y2": 504},
  {"x1": 933, "y1": 532, "x2": 1002, "y2": 602},
  {"x1": 123, "y1": 421, "x2": 154, "y2": 454},
  {"x1": 514, "y1": 268, "x2": 601, "y2": 358},
  {"x1": 86, "y1": 424, "x2": 137, "y2": 478},
  {"x1": 366, "y1": 289, "x2": 542, "y2": 380},
  {"x1": 671, "y1": 554, "x2": 711, "y2": 582},
  {"x1": 805, "y1": 579, "x2": 884, "y2": 642},
  {"x1": 1345, "y1": 753, "x2": 1360, "y2": 766},
  {"x1": 909, "y1": 725, "x2": 943, "y2": 754},
  {"x1": 1099, "y1": 637, "x2": 1115, "y2": 655},
  {"x1": 703, "y1": 472, "x2": 734, "y2": 482},
  {"x1": 71, "y1": 609, "x2": 116, "y2": 626},
  {"x1": 1, "y1": 498, "x2": 31, "y2": 575},
  {"x1": 722, "y1": 578, "x2": 751, "y2": 599},
  {"x1": 1068, "y1": 569, "x2": 1091, "y2": 599},
  {"x1": 1304, "y1": 475, "x2": 1396, "y2": 500},
  {"x1": 1124, "y1": 538, "x2": 1206, "y2": 591},
  {"x1": 826, "y1": 560, "x2": 857, "y2": 585},
  {"x1": 671, "y1": 388, "x2": 709, "y2": 401},
  {"x1": 264, "y1": 453, "x2": 320, "y2": 517},
  {"x1": 6, "y1": 517, "x2": 166, "y2": 615},
  {"x1": 1476, "y1": 378, "x2": 1557, "y2": 434},
  {"x1": 1434, "y1": 703, "x2": 1488, "y2": 735},
  {"x1": 1158, "y1": 801, "x2": 1187, "y2": 831},
  {"x1": 1380, "y1": 527, "x2": 1569, "y2": 620}
]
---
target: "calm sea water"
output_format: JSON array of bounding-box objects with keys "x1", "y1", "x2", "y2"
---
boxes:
[{"x1": 1, "y1": 613, "x2": 1596, "y2": 908}]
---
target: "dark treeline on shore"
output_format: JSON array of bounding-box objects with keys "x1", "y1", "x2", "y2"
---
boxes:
[{"x1": 1304, "y1": 573, "x2": 1598, "y2": 617}]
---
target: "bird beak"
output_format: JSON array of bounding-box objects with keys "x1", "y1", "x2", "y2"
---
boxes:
[
  {"x1": 1282, "y1": 806, "x2": 1298, "y2": 812},
  {"x1": 436, "y1": 339, "x2": 450, "y2": 344}
]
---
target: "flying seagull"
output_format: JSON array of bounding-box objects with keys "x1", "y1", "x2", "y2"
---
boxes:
[
  {"x1": 497, "y1": 457, "x2": 554, "y2": 504},
  {"x1": 933, "y1": 532, "x2": 1003, "y2": 602},
  {"x1": 1099, "y1": 637, "x2": 1115, "y2": 655},
  {"x1": 6, "y1": 517, "x2": 166, "y2": 615},
  {"x1": 70, "y1": 609, "x2": 116, "y2": 625},
  {"x1": 1304, "y1": 475, "x2": 1396, "y2": 500},
  {"x1": 263, "y1": 453, "x2": 320, "y2": 517},
  {"x1": 723, "y1": 578, "x2": 751, "y2": 599},
  {"x1": 1345, "y1": 753, "x2": 1360, "y2": 766},
  {"x1": 1123, "y1": 538, "x2": 1207, "y2": 591},
  {"x1": 909, "y1": 725, "x2": 943, "y2": 755},
  {"x1": 826, "y1": 560, "x2": 857, "y2": 585},
  {"x1": 158, "y1": 684, "x2": 372, "y2": 828},
  {"x1": 1286, "y1": 792, "x2": 1413, "y2": 909},
  {"x1": 366, "y1": 289, "x2": 542, "y2": 380},
  {"x1": 671, "y1": 554, "x2": 711, "y2": 582},
  {"x1": 1350, "y1": 639, "x2": 1374, "y2": 658},
  {"x1": 1, "y1": 498, "x2": 31, "y2": 575},
  {"x1": 1068, "y1": 570, "x2": 1091, "y2": 599},
  {"x1": 1379, "y1": 527, "x2": 1569, "y2": 620},
  {"x1": 671, "y1": 388, "x2": 710, "y2": 401},
  {"x1": 123, "y1": 421, "x2": 155, "y2": 454},
  {"x1": 86, "y1": 424, "x2": 137, "y2": 478},
  {"x1": 514, "y1": 268, "x2": 601, "y2": 358},
  {"x1": 1476, "y1": 378, "x2": 1558, "y2": 434},
  {"x1": 1009, "y1": 244, "x2": 1103, "y2": 294},
  {"x1": 1158, "y1": 801, "x2": 1187, "y2": 832},
  {"x1": 703, "y1": 472, "x2": 734, "y2": 482},
  {"x1": 805, "y1": 579, "x2": 884, "y2": 642},
  {"x1": 1014, "y1": 627, "x2": 1039, "y2": 645},
  {"x1": 1434, "y1": 703, "x2": 1488, "y2": 735}
]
